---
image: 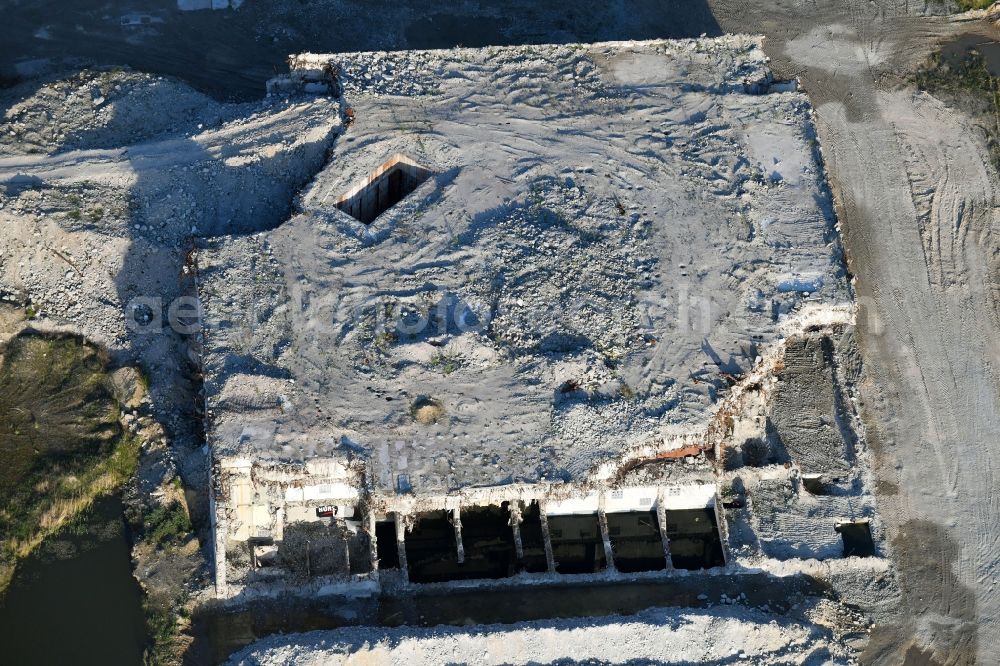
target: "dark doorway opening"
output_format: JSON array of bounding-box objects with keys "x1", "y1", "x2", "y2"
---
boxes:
[
  {"x1": 548, "y1": 514, "x2": 607, "y2": 574},
  {"x1": 459, "y1": 503, "x2": 517, "y2": 580},
  {"x1": 375, "y1": 520, "x2": 399, "y2": 569},
  {"x1": 607, "y1": 510, "x2": 667, "y2": 573},
  {"x1": 518, "y1": 501, "x2": 549, "y2": 573},
  {"x1": 404, "y1": 510, "x2": 458, "y2": 583},
  {"x1": 664, "y1": 508, "x2": 725, "y2": 570},
  {"x1": 801, "y1": 475, "x2": 829, "y2": 495},
  {"x1": 336, "y1": 154, "x2": 432, "y2": 224},
  {"x1": 836, "y1": 520, "x2": 876, "y2": 557},
  {"x1": 402, "y1": 506, "x2": 523, "y2": 583}
]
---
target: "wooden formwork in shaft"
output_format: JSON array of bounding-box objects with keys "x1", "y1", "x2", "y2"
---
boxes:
[{"x1": 336, "y1": 153, "x2": 432, "y2": 224}]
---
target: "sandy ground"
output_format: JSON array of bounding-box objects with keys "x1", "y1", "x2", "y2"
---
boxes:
[{"x1": 703, "y1": 1, "x2": 1000, "y2": 663}]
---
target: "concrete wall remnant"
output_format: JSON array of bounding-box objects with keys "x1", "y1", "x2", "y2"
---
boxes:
[
  {"x1": 266, "y1": 54, "x2": 341, "y2": 96},
  {"x1": 212, "y1": 468, "x2": 726, "y2": 596}
]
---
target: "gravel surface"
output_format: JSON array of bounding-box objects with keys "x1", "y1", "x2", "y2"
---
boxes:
[{"x1": 199, "y1": 37, "x2": 852, "y2": 494}]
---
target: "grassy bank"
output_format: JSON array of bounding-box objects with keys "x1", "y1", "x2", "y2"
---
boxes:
[
  {"x1": 0, "y1": 331, "x2": 139, "y2": 591},
  {"x1": 915, "y1": 44, "x2": 1000, "y2": 167},
  {"x1": 955, "y1": 0, "x2": 993, "y2": 11},
  {"x1": 930, "y1": 0, "x2": 994, "y2": 12},
  {"x1": 0, "y1": 329, "x2": 199, "y2": 665}
]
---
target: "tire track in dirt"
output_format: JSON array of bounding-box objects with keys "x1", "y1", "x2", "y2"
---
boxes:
[
  {"x1": 824, "y1": 103, "x2": 985, "y2": 665},
  {"x1": 824, "y1": 80, "x2": 999, "y2": 666}
]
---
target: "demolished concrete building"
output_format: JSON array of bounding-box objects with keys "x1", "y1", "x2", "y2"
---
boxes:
[{"x1": 197, "y1": 37, "x2": 883, "y2": 600}]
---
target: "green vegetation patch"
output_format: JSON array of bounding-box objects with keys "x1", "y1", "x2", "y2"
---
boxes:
[
  {"x1": 144, "y1": 500, "x2": 193, "y2": 549},
  {"x1": 930, "y1": 0, "x2": 993, "y2": 11},
  {"x1": 955, "y1": 0, "x2": 993, "y2": 11},
  {"x1": 0, "y1": 332, "x2": 136, "y2": 591},
  {"x1": 914, "y1": 45, "x2": 1000, "y2": 167}
]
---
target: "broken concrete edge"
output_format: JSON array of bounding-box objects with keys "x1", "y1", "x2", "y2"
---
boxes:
[
  {"x1": 266, "y1": 54, "x2": 341, "y2": 97},
  {"x1": 211, "y1": 470, "x2": 715, "y2": 598},
  {"x1": 207, "y1": 308, "x2": 865, "y2": 600},
  {"x1": 602, "y1": 302, "x2": 855, "y2": 478},
  {"x1": 267, "y1": 35, "x2": 787, "y2": 98}
]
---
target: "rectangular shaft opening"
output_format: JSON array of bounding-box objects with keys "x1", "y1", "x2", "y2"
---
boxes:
[
  {"x1": 664, "y1": 508, "x2": 725, "y2": 570},
  {"x1": 518, "y1": 501, "x2": 549, "y2": 573},
  {"x1": 836, "y1": 520, "x2": 875, "y2": 557},
  {"x1": 607, "y1": 510, "x2": 667, "y2": 573},
  {"x1": 336, "y1": 154, "x2": 432, "y2": 224}
]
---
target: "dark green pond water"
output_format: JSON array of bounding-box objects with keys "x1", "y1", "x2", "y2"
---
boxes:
[
  {"x1": 0, "y1": 494, "x2": 147, "y2": 666},
  {"x1": 941, "y1": 33, "x2": 1000, "y2": 76}
]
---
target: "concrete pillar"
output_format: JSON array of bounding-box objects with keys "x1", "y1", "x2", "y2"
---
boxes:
[
  {"x1": 213, "y1": 503, "x2": 228, "y2": 598},
  {"x1": 453, "y1": 506, "x2": 465, "y2": 564},
  {"x1": 343, "y1": 532, "x2": 351, "y2": 576},
  {"x1": 367, "y1": 509, "x2": 379, "y2": 575},
  {"x1": 597, "y1": 494, "x2": 616, "y2": 572},
  {"x1": 657, "y1": 487, "x2": 674, "y2": 571},
  {"x1": 538, "y1": 501, "x2": 556, "y2": 574},
  {"x1": 509, "y1": 501, "x2": 524, "y2": 562},
  {"x1": 394, "y1": 512, "x2": 410, "y2": 583},
  {"x1": 274, "y1": 506, "x2": 285, "y2": 542},
  {"x1": 712, "y1": 492, "x2": 731, "y2": 566}
]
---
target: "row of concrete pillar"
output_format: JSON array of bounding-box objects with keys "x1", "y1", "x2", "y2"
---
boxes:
[{"x1": 378, "y1": 492, "x2": 699, "y2": 583}]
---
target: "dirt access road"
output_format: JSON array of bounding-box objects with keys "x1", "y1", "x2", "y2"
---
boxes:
[{"x1": 706, "y1": 1, "x2": 1000, "y2": 663}]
